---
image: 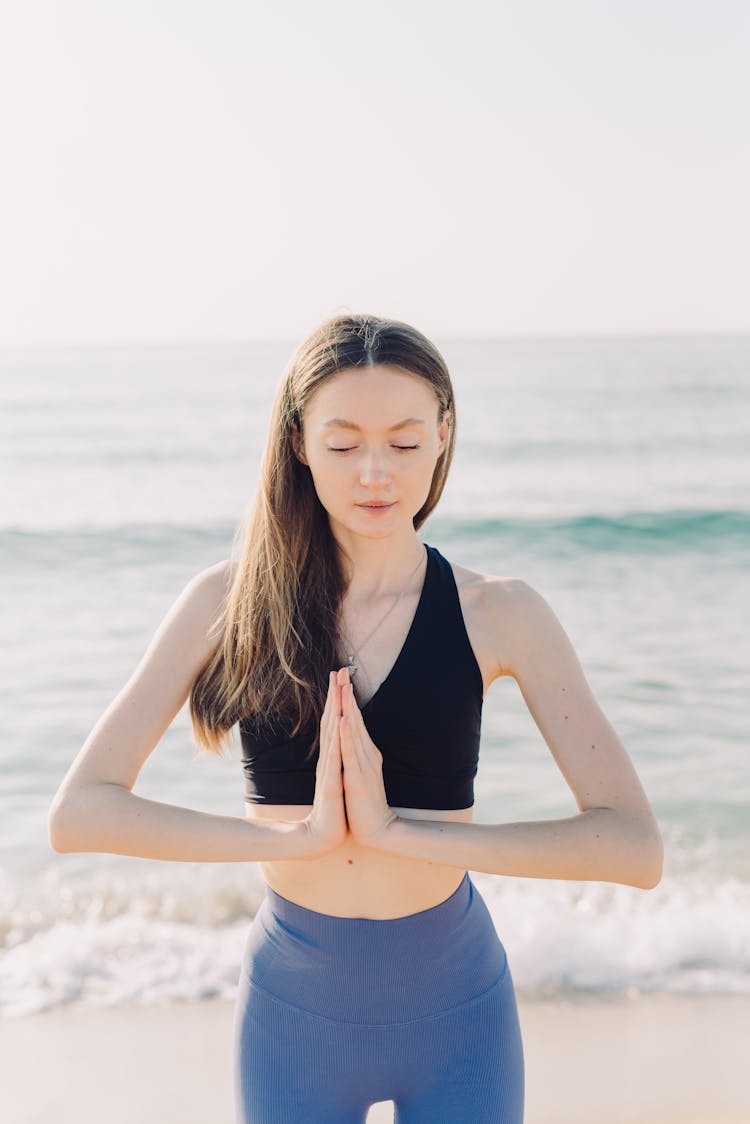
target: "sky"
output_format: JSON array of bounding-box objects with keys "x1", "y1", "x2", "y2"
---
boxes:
[{"x1": 1, "y1": 0, "x2": 748, "y2": 347}]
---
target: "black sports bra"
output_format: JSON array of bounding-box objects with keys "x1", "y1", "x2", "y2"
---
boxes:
[{"x1": 238, "y1": 543, "x2": 484, "y2": 810}]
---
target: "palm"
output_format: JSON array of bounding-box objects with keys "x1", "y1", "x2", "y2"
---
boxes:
[
  {"x1": 338, "y1": 669, "x2": 399, "y2": 847},
  {"x1": 305, "y1": 672, "x2": 349, "y2": 855}
]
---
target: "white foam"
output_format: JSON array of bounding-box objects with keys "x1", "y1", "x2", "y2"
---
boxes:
[{"x1": 2, "y1": 858, "x2": 749, "y2": 1018}]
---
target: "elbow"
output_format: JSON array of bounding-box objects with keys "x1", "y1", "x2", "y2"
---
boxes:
[
  {"x1": 48, "y1": 781, "x2": 129, "y2": 854},
  {"x1": 631, "y1": 826, "x2": 664, "y2": 890},
  {"x1": 639, "y1": 841, "x2": 664, "y2": 890},
  {"x1": 47, "y1": 786, "x2": 92, "y2": 854},
  {"x1": 48, "y1": 798, "x2": 74, "y2": 853},
  {"x1": 604, "y1": 809, "x2": 664, "y2": 890}
]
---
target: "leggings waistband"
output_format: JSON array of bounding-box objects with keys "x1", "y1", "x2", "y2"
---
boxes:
[{"x1": 241, "y1": 872, "x2": 509, "y2": 1024}]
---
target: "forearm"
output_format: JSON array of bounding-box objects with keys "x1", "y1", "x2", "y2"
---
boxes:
[
  {"x1": 48, "y1": 783, "x2": 314, "y2": 863},
  {"x1": 374, "y1": 808, "x2": 663, "y2": 889}
]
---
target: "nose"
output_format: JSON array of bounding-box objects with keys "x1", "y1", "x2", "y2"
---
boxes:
[{"x1": 359, "y1": 447, "x2": 391, "y2": 486}]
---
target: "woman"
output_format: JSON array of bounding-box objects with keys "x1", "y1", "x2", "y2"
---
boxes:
[{"x1": 49, "y1": 314, "x2": 663, "y2": 1123}]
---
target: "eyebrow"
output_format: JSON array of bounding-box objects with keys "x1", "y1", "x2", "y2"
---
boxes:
[{"x1": 321, "y1": 417, "x2": 426, "y2": 431}]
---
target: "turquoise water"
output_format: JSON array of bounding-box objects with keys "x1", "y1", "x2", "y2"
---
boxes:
[{"x1": 1, "y1": 334, "x2": 748, "y2": 1016}]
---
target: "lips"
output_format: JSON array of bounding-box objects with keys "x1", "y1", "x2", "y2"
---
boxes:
[{"x1": 357, "y1": 502, "x2": 395, "y2": 508}]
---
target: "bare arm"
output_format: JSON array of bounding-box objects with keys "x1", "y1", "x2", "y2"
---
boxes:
[
  {"x1": 372, "y1": 809, "x2": 659, "y2": 887},
  {"x1": 372, "y1": 579, "x2": 664, "y2": 889},
  {"x1": 47, "y1": 561, "x2": 318, "y2": 862}
]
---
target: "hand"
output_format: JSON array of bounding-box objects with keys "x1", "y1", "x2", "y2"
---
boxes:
[
  {"x1": 338, "y1": 665, "x2": 400, "y2": 848},
  {"x1": 304, "y1": 671, "x2": 349, "y2": 856}
]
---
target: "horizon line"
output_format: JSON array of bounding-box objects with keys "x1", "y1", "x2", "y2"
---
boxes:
[{"x1": 2, "y1": 327, "x2": 750, "y2": 354}]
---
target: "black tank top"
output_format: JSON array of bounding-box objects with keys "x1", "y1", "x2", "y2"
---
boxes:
[{"x1": 238, "y1": 543, "x2": 484, "y2": 810}]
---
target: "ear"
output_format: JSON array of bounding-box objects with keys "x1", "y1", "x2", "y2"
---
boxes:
[
  {"x1": 291, "y1": 423, "x2": 308, "y2": 465},
  {"x1": 437, "y1": 409, "x2": 451, "y2": 456}
]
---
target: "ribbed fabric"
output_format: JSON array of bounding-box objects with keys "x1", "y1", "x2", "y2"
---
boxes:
[
  {"x1": 233, "y1": 873, "x2": 524, "y2": 1122},
  {"x1": 239, "y1": 542, "x2": 485, "y2": 810}
]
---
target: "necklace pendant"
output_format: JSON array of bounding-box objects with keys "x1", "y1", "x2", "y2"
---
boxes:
[{"x1": 345, "y1": 654, "x2": 358, "y2": 677}]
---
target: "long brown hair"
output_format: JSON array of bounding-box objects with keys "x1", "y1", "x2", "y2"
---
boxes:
[{"x1": 189, "y1": 313, "x2": 456, "y2": 756}]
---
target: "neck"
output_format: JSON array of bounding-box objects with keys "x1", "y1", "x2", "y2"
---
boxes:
[{"x1": 334, "y1": 529, "x2": 426, "y2": 599}]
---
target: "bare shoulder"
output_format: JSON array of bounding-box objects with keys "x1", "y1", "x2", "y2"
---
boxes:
[
  {"x1": 162, "y1": 558, "x2": 234, "y2": 659},
  {"x1": 447, "y1": 556, "x2": 530, "y2": 688},
  {"x1": 196, "y1": 556, "x2": 236, "y2": 600},
  {"x1": 189, "y1": 557, "x2": 236, "y2": 634},
  {"x1": 476, "y1": 571, "x2": 572, "y2": 680}
]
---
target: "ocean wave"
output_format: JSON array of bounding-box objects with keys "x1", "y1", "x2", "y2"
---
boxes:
[
  {"x1": 0, "y1": 522, "x2": 235, "y2": 567},
  {"x1": 2, "y1": 509, "x2": 749, "y2": 559},
  {"x1": 2, "y1": 860, "x2": 749, "y2": 1017},
  {"x1": 438, "y1": 509, "x2": 750, "y2": 553}
]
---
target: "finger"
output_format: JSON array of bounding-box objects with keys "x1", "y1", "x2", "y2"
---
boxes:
[
  {"x1": 320, "y1": 673, "x2": 334, "y2": 740},
  {"x1": 351, "y1": 690, "x2": 372, "y2": 742},
  {"x1": 342, "y1": 681, "x2": 365, "y2": 732},
  {"x1": 339, "y1": 714, "x2": 353, "y2": 770},
  {"x1": 326, "y1": 680, "x2": 343, "y2": 751},
  {"x1": 329, "y1": 677, "x2": 344, "y2": 750},
  {"x1": 316, "y1": 686, "x2": 330, "y2": 781},
  {"x1": 344, "y1": 681, "x2": 363, "y2": 726},
  {"x1": 343, "y1": 685, "x2": 379, "y2": 763},
  {"x1": 322, "y1": 719, "x2": 342, "y2": 790},
  {"x1": 325, "y1": 715, "x2": 341, "y2": 771},
  {"x1": 339, "y1": 683, "x2": 354, "y2": 739},
  {"x1": 340, "y1": 712, "x2": 364, "y2": 774},
  {"x1": 328, "y1": 670, "x2": 344, "y2": 719},
  {"x1": 339, "y1": 714, "x2": 353, "y2": 759},
  {"x1": 343, "y1": 685, "x2": 367, "y2": 755},
  {"x1": 321, "y1": 673, "x2": 341, "y2": 765}
]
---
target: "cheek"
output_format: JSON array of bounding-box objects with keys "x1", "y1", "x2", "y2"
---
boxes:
[{"x1": 307, "y1": 455, "x2": 347, "y2": 499}]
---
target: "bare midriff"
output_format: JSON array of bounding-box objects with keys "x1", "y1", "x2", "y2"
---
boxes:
[{"x1": 244, "y1": 801, "x2": 473, "y2": 919}]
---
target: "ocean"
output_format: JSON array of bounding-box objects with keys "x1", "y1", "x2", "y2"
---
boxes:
[{"x1": 1, "y1": 334, "x2": 748, "y2": 1019}]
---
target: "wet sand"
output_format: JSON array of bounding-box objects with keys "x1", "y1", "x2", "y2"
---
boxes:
[{"x1": 1, "y1": 994, "x2": 748, "y2": 1123}]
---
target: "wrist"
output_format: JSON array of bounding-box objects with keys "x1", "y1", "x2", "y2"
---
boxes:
[
  {"x1": 367, "y1": 813, "x2": 404, "y2": 854},
  {"x1": 298, "y1": 817, "x2": 325, "y2": 860},
  {"x1": 298, "y1": 816, "x2": 351, "y2": 860},
  {"x1": 363, "y1": 814, "x2": 462, "y2": 866},
  {"x1": 244, "y1": 816, "x2": 316, "y2": 861}
]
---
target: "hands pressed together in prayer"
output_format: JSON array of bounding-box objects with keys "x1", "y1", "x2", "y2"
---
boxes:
[{"x1": 304, "y1": 666, "x2": 399, "y2": 856}]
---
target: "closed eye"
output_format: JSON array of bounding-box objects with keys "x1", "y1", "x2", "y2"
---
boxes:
[{"x1": 328, "y1": 445, "x2": 421, "y2": 453}]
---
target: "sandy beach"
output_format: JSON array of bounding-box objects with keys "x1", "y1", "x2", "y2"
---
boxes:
[{"x1": 2, "y1": 994, "x2": 748, "y2": 1123}]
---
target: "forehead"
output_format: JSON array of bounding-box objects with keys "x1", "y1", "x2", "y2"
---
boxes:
[{"x1": 305, "y1": 365, "x2": 437, "y2": 425}]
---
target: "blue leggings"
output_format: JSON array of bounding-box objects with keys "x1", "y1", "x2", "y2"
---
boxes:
[{"x1": 232, "y1": 871, "x2": 524, "y2": 1122}]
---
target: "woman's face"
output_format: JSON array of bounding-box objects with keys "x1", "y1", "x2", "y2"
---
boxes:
[{"x1": 293, "y1": 365, "x2": 450, "y2": 539}]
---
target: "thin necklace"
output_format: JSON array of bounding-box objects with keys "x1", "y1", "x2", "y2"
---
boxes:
[{"x1": 341, "y1": 544, "x2": 427, "y2": 680}]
